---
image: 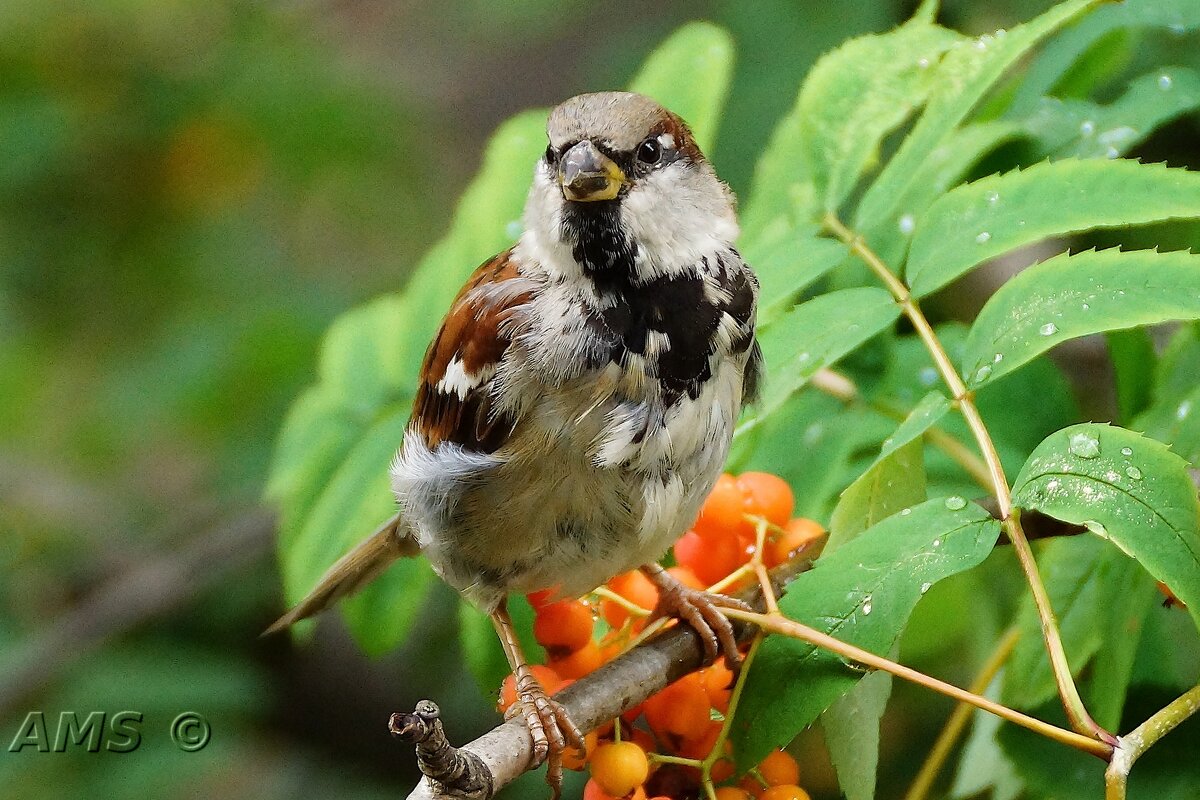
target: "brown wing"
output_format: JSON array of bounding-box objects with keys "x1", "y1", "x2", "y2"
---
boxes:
[{"x1": 410, "y1": 248, "x2": 533, "y2": 453}]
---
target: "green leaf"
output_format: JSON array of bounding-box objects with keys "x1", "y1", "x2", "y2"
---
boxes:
[
  {"x1": 1012, "y1": 423, "x2": 1200, "y2": 631},
  {"x1": 732, "y1": 499, "x2": 1001, "y2": 768},
  {"x1": 743, "y1": 222, "x2": 848, "y2": 327},
  {"x1": 821, "y1": 669, "x2": 892, "y2": 800},
  {"x1": 880, "y1": 391, "x2": 952, "y2": 462},
  {"x1": 731, "y1": 393, "x2": 894, "y2": 522},
  {"x1": 1018, "y1": 68, "x2": 1200, "y2": 162},
  {"x1": 1010, "y1": 0, "x2": 1200, "y2": 115},
  {"x1": 855, "y1": 0, "x2": 1103, "y2": 233},
  {"x1": 828, "y1": 437, "x2": 927, "y2": 553},
  {"x1": 1084, "y1": 562, "x2": 1157, "y2": 730},
  {"x1": 795, "y1": 19, "x2": 963, "y2": 212},
  {"x1": 749, "y1": 287, "x2": 900, "y2": 422},
  {"x1": 962, "y1": 248, "x2": 1200, "y2": 390},
  {"x1": 863, "y1": 120, "x2": 1023, "y2": 268},
  {"x1": 1002, "y1": 537, "x2": 1140, "y2": 710},
  {"x1": 1135, "y1": 323, "x2": 1200, "y2": 466},
  {"x1": 1108, "y1": 328, "x2": 1157, "y2": 424},
  {"x1": 628, "y1": 21, "x2": 734, "y2": 156},
  {"x1": 343, "y1": 556, "x2": 437, "y2": 656},
  {"x1": 908, "y1": 160, "x2": 1200, "y2": 298},
  {"x1": 951, "y1": 678, "x2": 1024, "y2": 800},
  {"x1": 740, "y1": 96, "x2": 819, "y2": 244}
]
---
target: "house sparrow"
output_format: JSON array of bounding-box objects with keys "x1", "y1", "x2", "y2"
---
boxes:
[{"x1": 270, "y1": 91, "x2": 761, "y2": 796}]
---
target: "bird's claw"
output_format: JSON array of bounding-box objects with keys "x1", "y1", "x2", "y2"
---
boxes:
[
  {"x1": 647, "y1": 574, "x2": 751, "y2": 666},
  {"x1": 511, "y1": 665, "x2": 585, "y2": 800}
]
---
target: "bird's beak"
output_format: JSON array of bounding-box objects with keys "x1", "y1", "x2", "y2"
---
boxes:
[{"x1": 559, "y1": 140, "x2": 625, "y2": 202}]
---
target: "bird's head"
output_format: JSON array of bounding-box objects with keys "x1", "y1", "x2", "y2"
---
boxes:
[{"x1": 522, "y1": 92, "x2": 738, "y2": 285}]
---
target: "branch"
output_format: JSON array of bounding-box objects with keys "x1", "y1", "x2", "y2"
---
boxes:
[
  {"x1": 1105, "y1": 683, "x2": 1200, "y2": 800},
  {"x1": 401, "y1": 560, "x2": 811, "y2": 799}
]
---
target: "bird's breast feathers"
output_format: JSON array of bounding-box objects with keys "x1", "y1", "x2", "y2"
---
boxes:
[{"x1": 391, "y1": 240, "x2": 759, "y2": 605}]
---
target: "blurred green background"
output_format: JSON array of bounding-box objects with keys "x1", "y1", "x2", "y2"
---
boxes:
[{"x1": 2, "y1": 1, "x2": 1197, "y2": 798}]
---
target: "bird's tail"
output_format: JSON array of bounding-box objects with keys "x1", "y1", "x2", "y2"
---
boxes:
[{"x1": 264, "y1": 512, "x2": 420, "y2": 635}]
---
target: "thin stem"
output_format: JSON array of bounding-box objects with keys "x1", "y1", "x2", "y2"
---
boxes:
[
  {"x1": 701, "y1": 633, "x2": 765, "y2": 797},
  {"x1": 811, "y1": 367, "x2": 993, "y2": 491},
  {"x1": 591, "y1": 586, "x2": 651, "y2": 617},
  {"x1": 648, "y1": 753, "x2": 702, "y2": 768},
  {"x1": 721, "y1": 608, "x2": 1112, "y2": 761},
  {"x1": 1105, "y1": 683, "x2": 1200, "y2": 800},
  {"x1": 904, "y1": 627, "x2": 1021, "y2": 800},
  {"x1": 822, "y1": 212, "x2": 1111, "y2": 745}
]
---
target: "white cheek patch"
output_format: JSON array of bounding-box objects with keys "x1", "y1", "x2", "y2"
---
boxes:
[{"x1": 658, "y1": 133, "x2": 675, "y2": 150}]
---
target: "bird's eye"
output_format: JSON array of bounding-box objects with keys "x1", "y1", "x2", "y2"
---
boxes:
[
  {"x1": 544, "y1": 144, "x2": 558, "y2": 165},
  {"x1": 637, "y1": 137, "x2": 662, "y2": 165}
]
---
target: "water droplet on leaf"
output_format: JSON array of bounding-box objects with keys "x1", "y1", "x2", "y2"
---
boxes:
[
  {"x1": 1125, "y1": 466, "x2": 1143, "y2": 480},
  {"x1": 1121, "y1": 447, "x2": 1133, "y2": 456},
  {"x1": 975, "y1": 231, "x2": 991, "y2": 244},
  {"x1": 944, "y1": 496, "x2": 967, "y2": 511},
  {"x1": 862, "y1": 596, "x2": 873, "y2": 615},
  {"x1": 1039, "y1": 322, "x2": 1058, "y2": 336},
  {"x1": 1159, "y1": 74, "x2": 1174, "y2": 90},
  {"x1": 898, "y1": 214, "x2": 915, "y2": 234},
  {"x1": 973, "y1": 365, "x2": 992, "y2": 383},
  {"x1": 1080, "y1": 120, "x2": 1095, "y2": 136},
  {"x1": 920, "y1": 582, "x2": 932, "y2": 594},
  {"x1": 1069, "y1": 432, "x2": 1100, "y2": 459}
]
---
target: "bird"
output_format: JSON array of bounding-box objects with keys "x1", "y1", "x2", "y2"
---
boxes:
[{"x1": 269, "y1": 91, "x2": 762, "y2": 797}]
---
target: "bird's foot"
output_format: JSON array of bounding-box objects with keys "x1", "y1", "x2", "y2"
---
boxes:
[
  {"x1": 642, "y1": 565, "x2": 752, "y2": 666},
  {"x1": 503, "y1": 664, "x2": 585, "y2": 800}
]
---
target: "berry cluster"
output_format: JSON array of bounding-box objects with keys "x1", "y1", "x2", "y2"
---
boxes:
[{"x1": 500, "y1": 471, "x2": 826, "y2": 800}]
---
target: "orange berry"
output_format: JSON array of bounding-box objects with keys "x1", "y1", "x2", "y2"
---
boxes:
[
  {"x1": 667, "y1": 565, "x2": 704, "y2": 590},
  {"x1": 629, "y1": 727, "x2": 658, "y2": 761},
  {"x1": 701, "y1": 660, "x2": 735, "y2": 713},
  {"x1": 758, "y1": 749, "x2": 800, "y2": 787},
  {"x1": 675, "y1": 529, "x2": 750, "y2": 586},
  {"x1": 759, "y1": 786, "x2": 810, "y2": 800},
  {"x1": 644, "y1": 672, "x2": 711, "y2": 741},
  {"x1": 620, "y1": 699, "x2": 645, "y2": 725},
  {"x1": 534, "y1": 599, "x2": 595, "y2": 655},
  {"x1": 526, "y1": 587, "x2": 558, "y2": 610},
  {"x1": 739, "y1": 776, "x2": 767, "y2": 798},
  {"x1": 766, "y1": 518, "x2": 824, "y2": 568},
  {"x1": 563, "y1": 730, "x2": 599, "y2": 771},
  {"x1": 676, "y1": 719, "x2": 722, "y2": 759},
  {"x1": 602, "y1": 571, "x2": 659, "y2": 629},
  {"x1": 583, "y1": 779, "x2": 647, "y2": 800},
  {"x1": 737, "y1": 472, "x2": 794, "y2": 529},
  {"x1": 590, "y1": 741, "x2": 650, "y2": 797},
  {"x1": 550, "y1": 638, "x2": 604, "y2": 679},
  {"x1": 716, "y1": 789, "x2": 753, "y2": 800},
  {"x1": 694, "y1": 474, "x2": 752, "y2": 541},
  {"x1": 710, "y1": 756, "x2": 735, "y2": 783},
  {"x1": 497, "y1": 664, "x2": 561, "y2": 713}
]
